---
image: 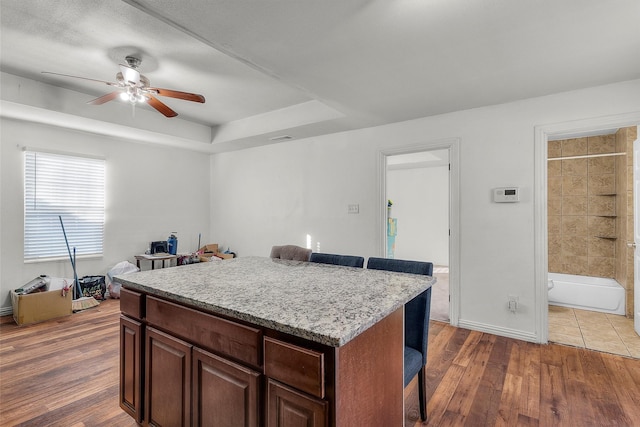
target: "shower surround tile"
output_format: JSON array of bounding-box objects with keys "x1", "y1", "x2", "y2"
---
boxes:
[
  {"x1": 588, "y1": 156, "x2": 615, "y2": 174},
  {"x1": 548, "y1": 215, "x2": 562, "y2": 235},
  {"x1": 548, "y1": 198, "x2": 562, "y2": 216},
  {"x1": 548, "y1": 140, "x2": 562, "y2": 158},
  {"x1": 548, "y1": 235, "x2": 562, "y2": 256},
  {"x1": 548, "y1": 176, "x2": 563, "y2": 198},
  {"x1": 562, "y1": 158, "x2": 587, "y2": 175},
  {"x1": 563, "y1": 176, "x2": 588, "y2": 195},
  {"x1": 588, "y1": 237, "x2": 614, "y2": 258},
  {"x1": 562, "y1": 138, "x2": 587, "y2": 156},
  {"x1": 562, "y1": 216, "x2": 588, "y2": 235},
  {"x1": 588, "y1": 174, "x2": 615, "y2": 195},
  {"x1": 561, "y1": 256, "x2": 588, "y2": 275},
  {"x1": 549, "y1": 129, "x2": 636, "y2": 321},
  {"x1": 562, "y1": 196, "x2": 588, "y2": 215},
  {"x1": 587, "y1": 134, "x2": 615, "y2": 154},
  {"x1": 588, "y1": 195, "x2": 616, "y2": 216},
  {"x1": 548, "y1": 159, "x2": 562, "y2": 176},
  {"x1": 561, "y1": 236, "x2": 588, "y2": 257},
  {"x1": 588, "y1": 216, "x2": 616, "y2": 237}
]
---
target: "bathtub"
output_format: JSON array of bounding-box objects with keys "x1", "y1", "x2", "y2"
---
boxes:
[{"x1": 548, "y1": 273, "x2": 625, "y2": 315}]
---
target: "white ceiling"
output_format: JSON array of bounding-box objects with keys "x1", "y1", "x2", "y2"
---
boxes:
[{"x1": 1, "y1": 0, "x2": 639, "y2": 152}]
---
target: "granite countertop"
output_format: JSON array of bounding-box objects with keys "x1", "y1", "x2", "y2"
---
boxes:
[{"x1": 116, "y1": 256, "x2": 436, "y2": 347}]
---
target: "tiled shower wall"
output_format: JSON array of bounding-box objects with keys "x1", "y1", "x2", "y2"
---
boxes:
[
  {"x1": 548, "y1": 135, "x2": 617, "y2": 277},
  {"x1": 548, "y1": 127, "x2": 636, "y2": 318},
  {"x1": 615, "y1": 126, "x2": 637, "y2": 317}
]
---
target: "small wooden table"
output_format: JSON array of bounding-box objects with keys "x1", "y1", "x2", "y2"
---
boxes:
[{"x1": 134, "y1": 254, "x2": 178, "y2": 270}]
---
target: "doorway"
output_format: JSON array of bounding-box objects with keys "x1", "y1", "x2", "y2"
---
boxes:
[
  {"x1": 546, "y1": 127, "x2": 639, "y2": 357},
  {"x1": 380, "y1": 139, "x2": 460, "y2": 325},
  {"x1": 534, "y1": 113, "x2": 640, "y2": 345}
]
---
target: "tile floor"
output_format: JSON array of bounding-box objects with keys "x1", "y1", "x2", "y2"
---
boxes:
[
  {"x1": 549, "y1": 305, "x2": 640, "y2": 358},
  {"x1": 430, "y1": 266, "x2": 449, "y2": 322}
]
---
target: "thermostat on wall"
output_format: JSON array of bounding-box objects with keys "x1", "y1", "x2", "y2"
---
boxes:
[{"x1": 493, "y1": 187, "x2": 519, "y2": 203}]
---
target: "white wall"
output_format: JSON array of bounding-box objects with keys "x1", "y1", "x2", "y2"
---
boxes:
[
  {"x1": 387, "y1": 165, "x2": 449, "y2": 265},
  {"x1": 0, "y1": 118, "x2": 211, "y2": 310},
  {"x1": 210, "y1": 79, "x2": 640, "y2": 341}
]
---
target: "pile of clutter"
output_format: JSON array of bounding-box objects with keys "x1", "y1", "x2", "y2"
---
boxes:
[
  {"x1": 178, "y1": 243, "x2": 235, "y2": 265},
  {"x1": 106, "y1": 261, "x2": 139, "y2": 299}
]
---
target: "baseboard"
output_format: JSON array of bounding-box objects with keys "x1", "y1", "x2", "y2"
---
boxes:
[
  {"x1": 0, "y1": 306, "x2": 14, "y2": 317},
  {"x1": 457, "y1": 319, "x2": 540, "y2": 344}
]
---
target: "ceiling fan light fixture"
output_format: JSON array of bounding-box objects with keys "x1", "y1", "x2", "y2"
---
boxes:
[{"x1": 42, "y1": 56, "x2": 203, "y2": 118}]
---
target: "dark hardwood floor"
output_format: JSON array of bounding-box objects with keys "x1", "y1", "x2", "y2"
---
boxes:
[
  {"x1": 1, "y1": 299, "x2": 639, "y2": 426},
  {"x1": 405, "y1": 321, "x2": 640, "y2": 427}
]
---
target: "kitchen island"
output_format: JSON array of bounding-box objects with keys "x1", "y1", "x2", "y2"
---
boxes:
[{"x1": 117, "y1": 256, "x2": 435, "y2": 426}]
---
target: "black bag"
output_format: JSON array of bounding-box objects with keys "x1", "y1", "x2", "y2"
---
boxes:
[{"x1": 78, "y1": 275, "x2": 107, "y2": 300}]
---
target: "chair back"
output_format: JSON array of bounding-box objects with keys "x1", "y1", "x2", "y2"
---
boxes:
[
  {"x1": 366, "y1": 257, "x2": 433, "y2": 363},
  {"x1": 405, "y1": 288, "x2": 432, "y2": 365},
  {"x1": 270, "y1": 245, "x2": 312, "y2": 261},
  {"x1": 309, "y1": 253, "x2": 364, "y2": 268},
  {"x1": 366, "y1": 257, "x2": 433, "y2": 276}
]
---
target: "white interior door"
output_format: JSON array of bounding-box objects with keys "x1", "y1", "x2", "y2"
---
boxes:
[{"x1": 634, "y1": 136, "x2": 640, "y2": 335}]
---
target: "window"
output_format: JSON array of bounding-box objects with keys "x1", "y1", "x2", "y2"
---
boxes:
[{"x1": 24, "y1": 150, "x2": 105, "y2": 261}]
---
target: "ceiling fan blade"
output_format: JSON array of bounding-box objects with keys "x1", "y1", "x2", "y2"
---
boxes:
[
  {"x1": 87, "y1": 91, "x2": 121, "y2": 105},
  {"x1": 41, "y1": 71, "x2": 118, "y2": 87},
  {"x1": 119, "y1": 64, "x2": 140, "y2": 86},
  {"x1": 147, "y1": 95, "x2": 178, "y2": 117},
  {"x1": 148, "y1": 87, "x2": 205, "y2": 103}
]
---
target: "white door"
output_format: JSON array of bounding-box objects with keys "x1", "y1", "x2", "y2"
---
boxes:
[{"x1": 634, "y1": 136, "x2": 640, "y2": 335}]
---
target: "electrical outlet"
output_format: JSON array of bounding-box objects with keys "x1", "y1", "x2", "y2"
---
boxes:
[
  {"x1": 348, "y1": 204, "x2": 359, "y2": 214},
  {"x1": 508, "y1": 295, "x2": 519, "y2": 313}
]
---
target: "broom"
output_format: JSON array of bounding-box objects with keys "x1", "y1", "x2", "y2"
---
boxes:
[{"x1": 59, "y1": 216, "x2": 100, "y2": 312}]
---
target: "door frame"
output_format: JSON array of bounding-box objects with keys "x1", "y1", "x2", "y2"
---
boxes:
[
  {"x1": 534, "y1": 112, "x2": 640, "y2": 343},
  {"x1": 378, "y1": 138, "x2": 460, "y2": 326}
]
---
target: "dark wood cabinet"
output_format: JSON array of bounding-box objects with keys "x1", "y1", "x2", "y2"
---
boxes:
[
  {"x1": 119, "y1": 315, "x2": 143, "y2": 422},
  {"x1": 145, "y1": 327, "x2": 192, "y2": 427},
  {"x1": 193, "y1": 347, "x2": 261, "y2": 427},
  {"x1": 267, "y1": 379, "x2": 327, "y2": 427},
  {"x1": 120, "y1": 287, "x2": 404, "y2": 426},
  {"x1": 121, "y1": 291, "x2": 263, "y2": 427}
]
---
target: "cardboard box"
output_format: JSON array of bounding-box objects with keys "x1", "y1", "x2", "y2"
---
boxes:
[
  {"x1": 198, "y1": 244, "x2": 234, "y2": 261},
  {"x1": 199, "y1": 244, "x2": 219, "y2": 254},
  {"x1": 11, "y1": 279, "x2": 73, "y2": 326}
]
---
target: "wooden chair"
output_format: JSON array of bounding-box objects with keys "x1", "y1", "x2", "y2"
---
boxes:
[
  {"x1": 366, "y1": 257, "x2": 433, "y2": 421},
  {"x1": 309, "y1": 252, "x2": 364, "y2": 268}
]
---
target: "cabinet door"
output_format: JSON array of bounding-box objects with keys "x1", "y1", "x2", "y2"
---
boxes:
[
  {"x1": 145, "y1": 327, "x2": 192, "y2": 427},
  {"x1": 120, "y1": 315, "x2": 143, "y2": 423},
  {"x1": 193, "y1": 347, "x2": 261, "y2": 427},
  {"x1": 267, "y1": 379, "x2": 327, "y2": 427}
]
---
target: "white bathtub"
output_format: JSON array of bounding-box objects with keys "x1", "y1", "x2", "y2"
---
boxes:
[{"x1": 548, "y1": 273, "x2": 625, "y2": 315}]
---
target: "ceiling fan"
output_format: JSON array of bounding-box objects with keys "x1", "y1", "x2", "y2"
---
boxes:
[{"x1": 42, "y1": 56, "x2": 205, "y2": 118}]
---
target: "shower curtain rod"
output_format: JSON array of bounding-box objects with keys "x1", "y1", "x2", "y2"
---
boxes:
[{"x1": 548, "y1": 152, "x2": 627, "y2": 161}]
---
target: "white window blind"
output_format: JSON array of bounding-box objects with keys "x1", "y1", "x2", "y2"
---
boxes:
[{"x1": 24, "y1": 150, "x2": 105, "y2": 261}]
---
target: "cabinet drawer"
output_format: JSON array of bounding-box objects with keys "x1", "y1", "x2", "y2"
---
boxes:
[
  {"x1": 264, "y1": 337, "x2": 324, "y2": 399},
  {"x1": 120, "y1": 288, "x2": 144, "y2": 320},
  {"x1": 146, "y1": 296, "x2": 262, "y2": 368}
]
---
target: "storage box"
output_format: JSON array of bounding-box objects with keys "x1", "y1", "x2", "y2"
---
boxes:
[
  {"x1": 11, "y1": 279, "x2": 73, "y2": 325},
  {"x1": 198, "y1": 244, "x2": 234, "y2": 261},
  {"x1": 199, "y1": 244, "x2": 219, "y2": 254}
]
